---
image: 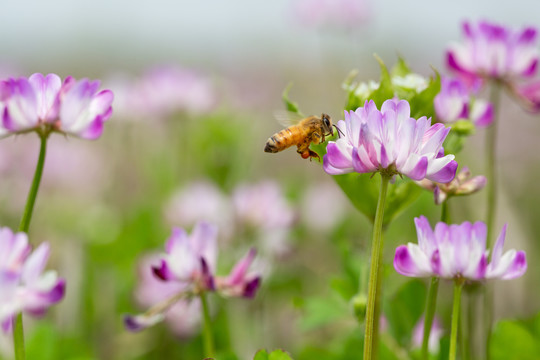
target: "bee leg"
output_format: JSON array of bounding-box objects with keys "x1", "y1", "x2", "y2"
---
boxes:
[
  {"x1": 308, "y1": 149, "x2": 320, "y2": 162},
  {"x1": 311, "y1": 132, "x2": 322, "y2": 145}
]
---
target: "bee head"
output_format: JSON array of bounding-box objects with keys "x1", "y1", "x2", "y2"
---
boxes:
[{"x1": 321, "y1": 113, "x2": 333, "y2": 135}]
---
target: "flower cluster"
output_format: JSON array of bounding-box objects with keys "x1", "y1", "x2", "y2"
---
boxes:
[
  {"x1": 0, "y1": 227, "x2": 65, "y2": 331},
  {"x1": 124, "y1": 222, "x2": 261, "y2": 332},
  {"x1": 416, "y1": 167, "x2": 487, "y2": 205},
  {"x1": 0, "y1": 73, "x2": 113, "y2": 139},
  {"x1": 447, "y1": 20, "x2": 540, "y2": 112},
  {"x1": 165, "y1": 180, "x2": 296, "y2": 257},
  {"x1": 434, "y1": 77, "x2": 493, "y2": 127},
  {"x1": 447, "y1": 21, "x2": 539, "y2": 83},
  {"x1": 109, "y1": 65, "x2": 216, "y2": 120},
  {"x1": 394, "y1": 216, "x2": 527, "y2": 281},
  {"x1": 324, "y1": 99, "x2": 457, "y2": 182}
]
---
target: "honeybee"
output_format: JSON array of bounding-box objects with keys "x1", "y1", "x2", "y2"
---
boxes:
[{"x1": 264, "y1": 113, "x2": 333, "y2": 161}]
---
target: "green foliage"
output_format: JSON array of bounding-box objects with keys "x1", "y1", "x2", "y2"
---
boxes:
[
  {"x1": 368, "y1": 56, "x2": 394, "y2": 109},
  {"x1": 254, "y1": 349, "x2": 294, "y2": 360},
  {"x1": 390, "y1": 56, "x2": 413, "y2": 78},
  {"x1": 299, "y1": 294, "x2": 350, "y2": 331},
  {"x1": 491, "y1": 313, "x2": 540, "y2": 360},
  {"x1": 282, "y1": 83, "x2": 304, "y2": 116},
  {"x1": 408, "y1": 69, "x2": 440, "y2": 119},
  {"x1": 333, "y1": 172, "x2": 423, "y2": 226},
  {"x1": 343, "y1": 56, "x2": 441, "y2": 121}
]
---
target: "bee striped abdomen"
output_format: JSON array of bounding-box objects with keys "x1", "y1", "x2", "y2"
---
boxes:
[{"x1": 264, "y1": 126, "x2": 301, "y2": 153}]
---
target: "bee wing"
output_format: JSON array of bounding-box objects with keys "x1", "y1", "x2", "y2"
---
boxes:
[{"x1": 273, "y1": 110, "x2": 306, "y2": 127}]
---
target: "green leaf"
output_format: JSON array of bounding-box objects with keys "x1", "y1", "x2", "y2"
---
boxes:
[
  {"x1": 333, "y1": 172, "x2": 422, "y2": 226},
  {"x1": 299, "y1": 295, "x2": 349, "y2": 330},
  {"x1": 269, "y1": 349, "x2": 294, "y2": 360},
  {"x1": 491, "y1": 319, "x2": 540, "y2": 360},
  {"x1": 409, "y1": 68, "x2": 441, "y2": 119},
  {"x1": 369, "y1": 55, "x2": 394, "y2": 109},
  {"x1": 254, "y1": 349, "x2": 269, "y2": 360},
  {"x1": 391, "y1": 56, "x2": 412, "y2": 78},
  {"x1": 282, "y1": 83, "x2": 304, "y2": 116},
  {"x1": 443, "y1": 130, "x2": 466, "y2": 155},
  {"x1": 26, "y1": 323, "x2": 59, "y2": 360},
  {"x1": 384, "y1": 279, "x2": 427, "y2": 346}
]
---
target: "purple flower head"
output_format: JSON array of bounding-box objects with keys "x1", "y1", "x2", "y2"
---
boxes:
[
  {"x1": 215, "y1": 248, "x2": 261, "y2": 298},
  {"x1": 0, "y1": 227, "x2": 65, "y2": 331},
  {"x1": 514, "y1": 80, "x2": 540, "y2": 113},
  {"x1": 1, "y1": 73, "x2": 113, "y2": 139},
  {"x1": 416, "y1": 167, "x2": 487, "y2": 205},
  {"x1": 125, "y1": 223, "x2": 262, "y2": 333},
  {"x1": 393, "y1": 216, "x2": 527, "y2": 281},
  {"x1": 434, "y1": 77, "x2": 493, "y2": 127},
  {"x1": 447, "y1": 20, "x2": 539, "y2": 82},
  {"x1": 324, "y1": 99, "x2": 458, "y2": 182},
  {"x1": 126, "y1": 254, "x2": 202, "y2": 337},
  {"x1": 412, "y1": 316, "x2": 444, "y2": 352},
  {"x1": 152, "y1": 222, "x2": 218, "y2": 290},
  {"x1": 108, "y1": 65, "x2": 216, "y2": 121}
]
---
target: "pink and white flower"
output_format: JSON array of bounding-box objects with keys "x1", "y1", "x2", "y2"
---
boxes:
[
  {"x1": 108, "y1": 65, "x2": 216, "y2": 121},
  {"x1": 393, "y1": 216, "x2": 527, "y2": 281},
  {"x1": 1, "y1": 73, "x2": 113, "y2": 139},
  {"x1": 323, "y1": 99, "x2": 458, "y2": 182},
  {"x1": 447, "y1": 21, "x2": 539, "y2": 83},
  {"x1": 130, "y1": 254, "x2": 201, "y2": 337},
  {"x1": 412, "y1": 316, "x2": 444, "y2": 352},
  {"x1": 124, "y1": 222, "x2": 261, "y2": 332},
  {"x1": 416, "y1": 167, "x2": 487, "y2": 205},
  {"x1": 0, "y1": 227, "x2": 65, "y2": 331},
  {"x1": 434, "y1": 77, "x2": 493, "y2": 127}
]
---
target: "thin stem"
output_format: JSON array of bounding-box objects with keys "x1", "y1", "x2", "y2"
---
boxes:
[
  {"x1": 421, "y1": 277, "x2": 439, "y2": 360},
  {"x1": 449, "y1": 281, "x2": 464, "y2": 360},
  {"x1": 13, "y1": 134, "x2": 48, "y2": 360},
  {"x1": 484, "y1": 81, "x2": 501, "y2": 360},
  {"x1": 363, "y1": 174, "x2": 390, "y2": 360},
  {"x1": 19, "y1": 134, "x2": 48, "y2": 233},
  {"x1": 420, "y1": 199, "x2": 450, "y2": 360},
  {"x1": 485, "y1": 81, "x2": 501, "y2": 251},
  {"x1": 466, "y1": 290, "x2": 477, "y2": 360},
  {"x1": 441, "y1": 200, "x2": 450, "y2": 224},
  {"x1": 13, "y1": 315, "x2": 25, "y2": 360},
  {"x1": 460, "y1": 297, "x2": 467, "y2": 360},
  {"x1": 199, "y1": 291, "x2": 215, "y2": 358}
]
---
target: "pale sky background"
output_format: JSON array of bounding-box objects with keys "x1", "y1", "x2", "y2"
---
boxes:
[{"x1": 0, "y1": 0, "x2": 539, "y2": 75}]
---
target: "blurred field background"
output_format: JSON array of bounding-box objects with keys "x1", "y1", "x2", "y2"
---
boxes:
[{"x1": 0, "y1": 1, "x2": 539, "y2": 359}]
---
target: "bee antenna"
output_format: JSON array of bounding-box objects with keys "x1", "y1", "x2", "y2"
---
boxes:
[{"x1": 334, "y1": 124, "x2": 345, "y2": 138}]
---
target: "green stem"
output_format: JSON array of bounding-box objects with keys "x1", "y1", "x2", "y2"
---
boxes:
[
  {"x1": 421, "y1": 277, "x2": 440, "y2": 360},
  {"x1": 420, "y1": 199, "x2": 448, "y2": 360},
  {"x1": 199, "y1": 292, "x2": 215, "y2": 358},
  {"x1": 13, "y1": 134, "x2": 48, "y2": 360},
  {"x1": 449, "y1": 281, "x2": 464, "y2": 360},
  {"x1": 484, "y1": 81, "x2": 501, "y2": 360},
  {"x1": 19, "y1": 134, "x2": 48, "y2": 233},
  {"x1": 485, "y1": 81, "x2": 500, "y2": 252},
  {"x1": 460, "y1": 297, "x2": 467, "y2": 360},
  {"x1": 363, "y1": 174, "x2": 390, "y2": 360},
  {"x1": 13, "y1": 314, "x2": 25, "y2": 360},
  {"x1": 441, "y1": 200, "x2": 450, "y2": 224}
]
